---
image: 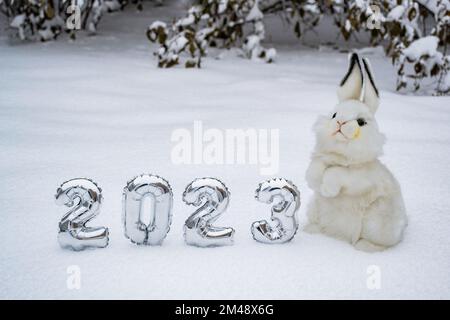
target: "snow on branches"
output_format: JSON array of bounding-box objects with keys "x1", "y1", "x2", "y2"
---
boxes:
[
  {"x1": 1, "y1": 0, "x2": 111, "y2": 41},
  {"x1": 148, "y1": 0, "x2": 449, "y2": 94},
  {"x1": 392, "y1": 0, "x2": 449, "y2": 94},
  {"x1": 147, "y1": 0, "x2": 276, "y2": 68},
  {"x1": 331, "y1": 0, "x2": 448, "y2": 94},
  {"x1": 0, "y1": 0, "x2": 148, "y2": 41},
  {"x1": 2, "y1": 0, "x2": 447, "y2": 94}
]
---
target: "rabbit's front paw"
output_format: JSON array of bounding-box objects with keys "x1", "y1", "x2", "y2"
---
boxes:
[
  {"x1": 320, "y1": 166, "x2": 343, "y2": 197},
  {"x1": 320, "y1": 181, "x2": 341, "y2": 198},
  {"x1": 306, "y1": 160, "x2": 327, "y2": 191}
]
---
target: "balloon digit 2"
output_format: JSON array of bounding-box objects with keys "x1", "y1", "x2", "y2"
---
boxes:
[
  {"x1": 55, "y1": 178, "x2": 109, "y2": 251},
  {"x1": 183, "y1": 177, "x2": 234, "y2": 247}
]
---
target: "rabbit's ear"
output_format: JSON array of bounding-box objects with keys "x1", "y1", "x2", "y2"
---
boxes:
[
  {"x1": 337, "y1": 53, "x2": 363, "y2": 102},
  {"x1": 362, "y1": 58, "x2": 380, "y2": 114}
]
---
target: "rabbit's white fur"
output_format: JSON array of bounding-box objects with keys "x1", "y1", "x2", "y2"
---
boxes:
[{"x1": 305, "y1": 53, "x2": 407, "y2": 252}]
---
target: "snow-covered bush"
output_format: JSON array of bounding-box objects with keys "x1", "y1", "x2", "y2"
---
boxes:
[
  {"x1": 395, "y1": 35, "x2": 449, "y2": 93},
  {"x1": 2, "y1": 0, "x2": 446, "y2": 94},
  {"x1": 391, "y1": 1, "x2": 449, "y2": 94},
  {"x1": 0, "y1": 0, "x2": 157, "y2": 41},
  {"x1": 327, "y1": 0, "x2": 448, "y2": 94},
  {"x1": 147, "y1": 9, "x2": 208, "y2": 68},
  {"x1": 1, "y1": 0, "x2": 108, "y2": 41},
  {"x1": 147, "y1": 0, "x2": 276, "y2": 68},
  {"x1": 148, "y1": 0, "x2": 449, "y2": 94}
]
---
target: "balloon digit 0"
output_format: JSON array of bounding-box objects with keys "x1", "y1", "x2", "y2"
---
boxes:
[
  {"x1": 251, "y1": 178, "x2": 300, "y2": 244},
  {"x1": 122, "y1": 174, "x2": 173, "y2": 245},
  {"x1": 55, "y1": 178, "x2": 109, "y2": 251},
  {"x1": 183, "y1": 177, "x2": 234, "y2": 247}
]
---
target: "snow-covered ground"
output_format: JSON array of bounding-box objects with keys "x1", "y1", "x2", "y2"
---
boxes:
[{"x1": 1, "y1": 4, "x2": 449, "y2": 299}]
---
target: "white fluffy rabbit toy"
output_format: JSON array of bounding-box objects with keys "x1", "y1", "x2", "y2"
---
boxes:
[{"x1": 305, "y1": 53, "x2": 407, "y2": 252}]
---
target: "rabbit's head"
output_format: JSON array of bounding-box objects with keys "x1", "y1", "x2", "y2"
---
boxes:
[{"x1": 313, "y1": 53, "x2": 385, "y2": 165}]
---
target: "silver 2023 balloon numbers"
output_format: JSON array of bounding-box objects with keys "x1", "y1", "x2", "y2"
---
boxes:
[{"x1": 55, "y1": 176, "x2": 300, "y2": 250}]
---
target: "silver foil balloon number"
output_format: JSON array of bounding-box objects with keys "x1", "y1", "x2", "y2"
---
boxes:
[
  {"x1": 183, "y1": 178, "x2": 235, "y2": 247},
  {"x1": 55, "y1": 178, "x2": 109, "y2": 251},
  {"x1": 251, "y1": 178, "x2": 300, "y2": 244},
  {"x1": 123, "y1": 174, "x2": 173, "y2": 245}
]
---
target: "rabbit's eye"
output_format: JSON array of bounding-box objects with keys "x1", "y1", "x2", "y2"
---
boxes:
[
  {"x1": 332, "y1": 113, "x2": 337, "y2": 119},
  {"x1": 357, "y1": 118, "x2": 367, "y2": 126}
]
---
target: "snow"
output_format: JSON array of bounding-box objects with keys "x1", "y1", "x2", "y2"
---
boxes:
[
  {"x1": 196, "y1": 27, "x2": 214, "y2": 42},
  {"x1": 445, "y1": 72, "x2": 450, "y2": 88},
  {"x1": 403, "y1": 36, "x2": 440, "y2": 60},
  {"x1": 170, "y1": 35, "x2": 188, "y2": 51},
  {"x1": 103, "y1": 0, "x2": 123, "y2": 12},
  {"x1": 176, "y1": 5, "x2": 201, "y2": 27},
  {"x1": 304, "y1": 2, "x2": 320, "y2": 14},
  {"x1": 1, "y1": 4, "x2": 450, "y2": 300},
  {"x1": 176, "y1": 14, "x2": 195, "y2": 27},
  {"x1": 265, "y1": 47, "x2": 276, "y2": 61},
  {"x1": 246, "y1": 1, "x2": 263, "y2": 22},
  {"x1": 9, "y1": 14, "x2": 25, "y2": 28},
  {"x1": 387, "y1": 5, "x2": 405, "y2": 20},
  {"x1": 345, "y1": 19, "x2": 352, "y2": 32},
  {"x1": 355, "y1": 0, "x2": 365, "y2": 8},
  {"x1": 416, "y1": 0, "x2": 442, "y2": 17},
  {"x1": 149, "y1": 21, "x2": 167, "y2": 29},
  {"x1": 244, "y1": 34, "x2": 260, "y2": 51},
  {"x1": 218, "y1": 0, "x2": 228, "y2": 14}
]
